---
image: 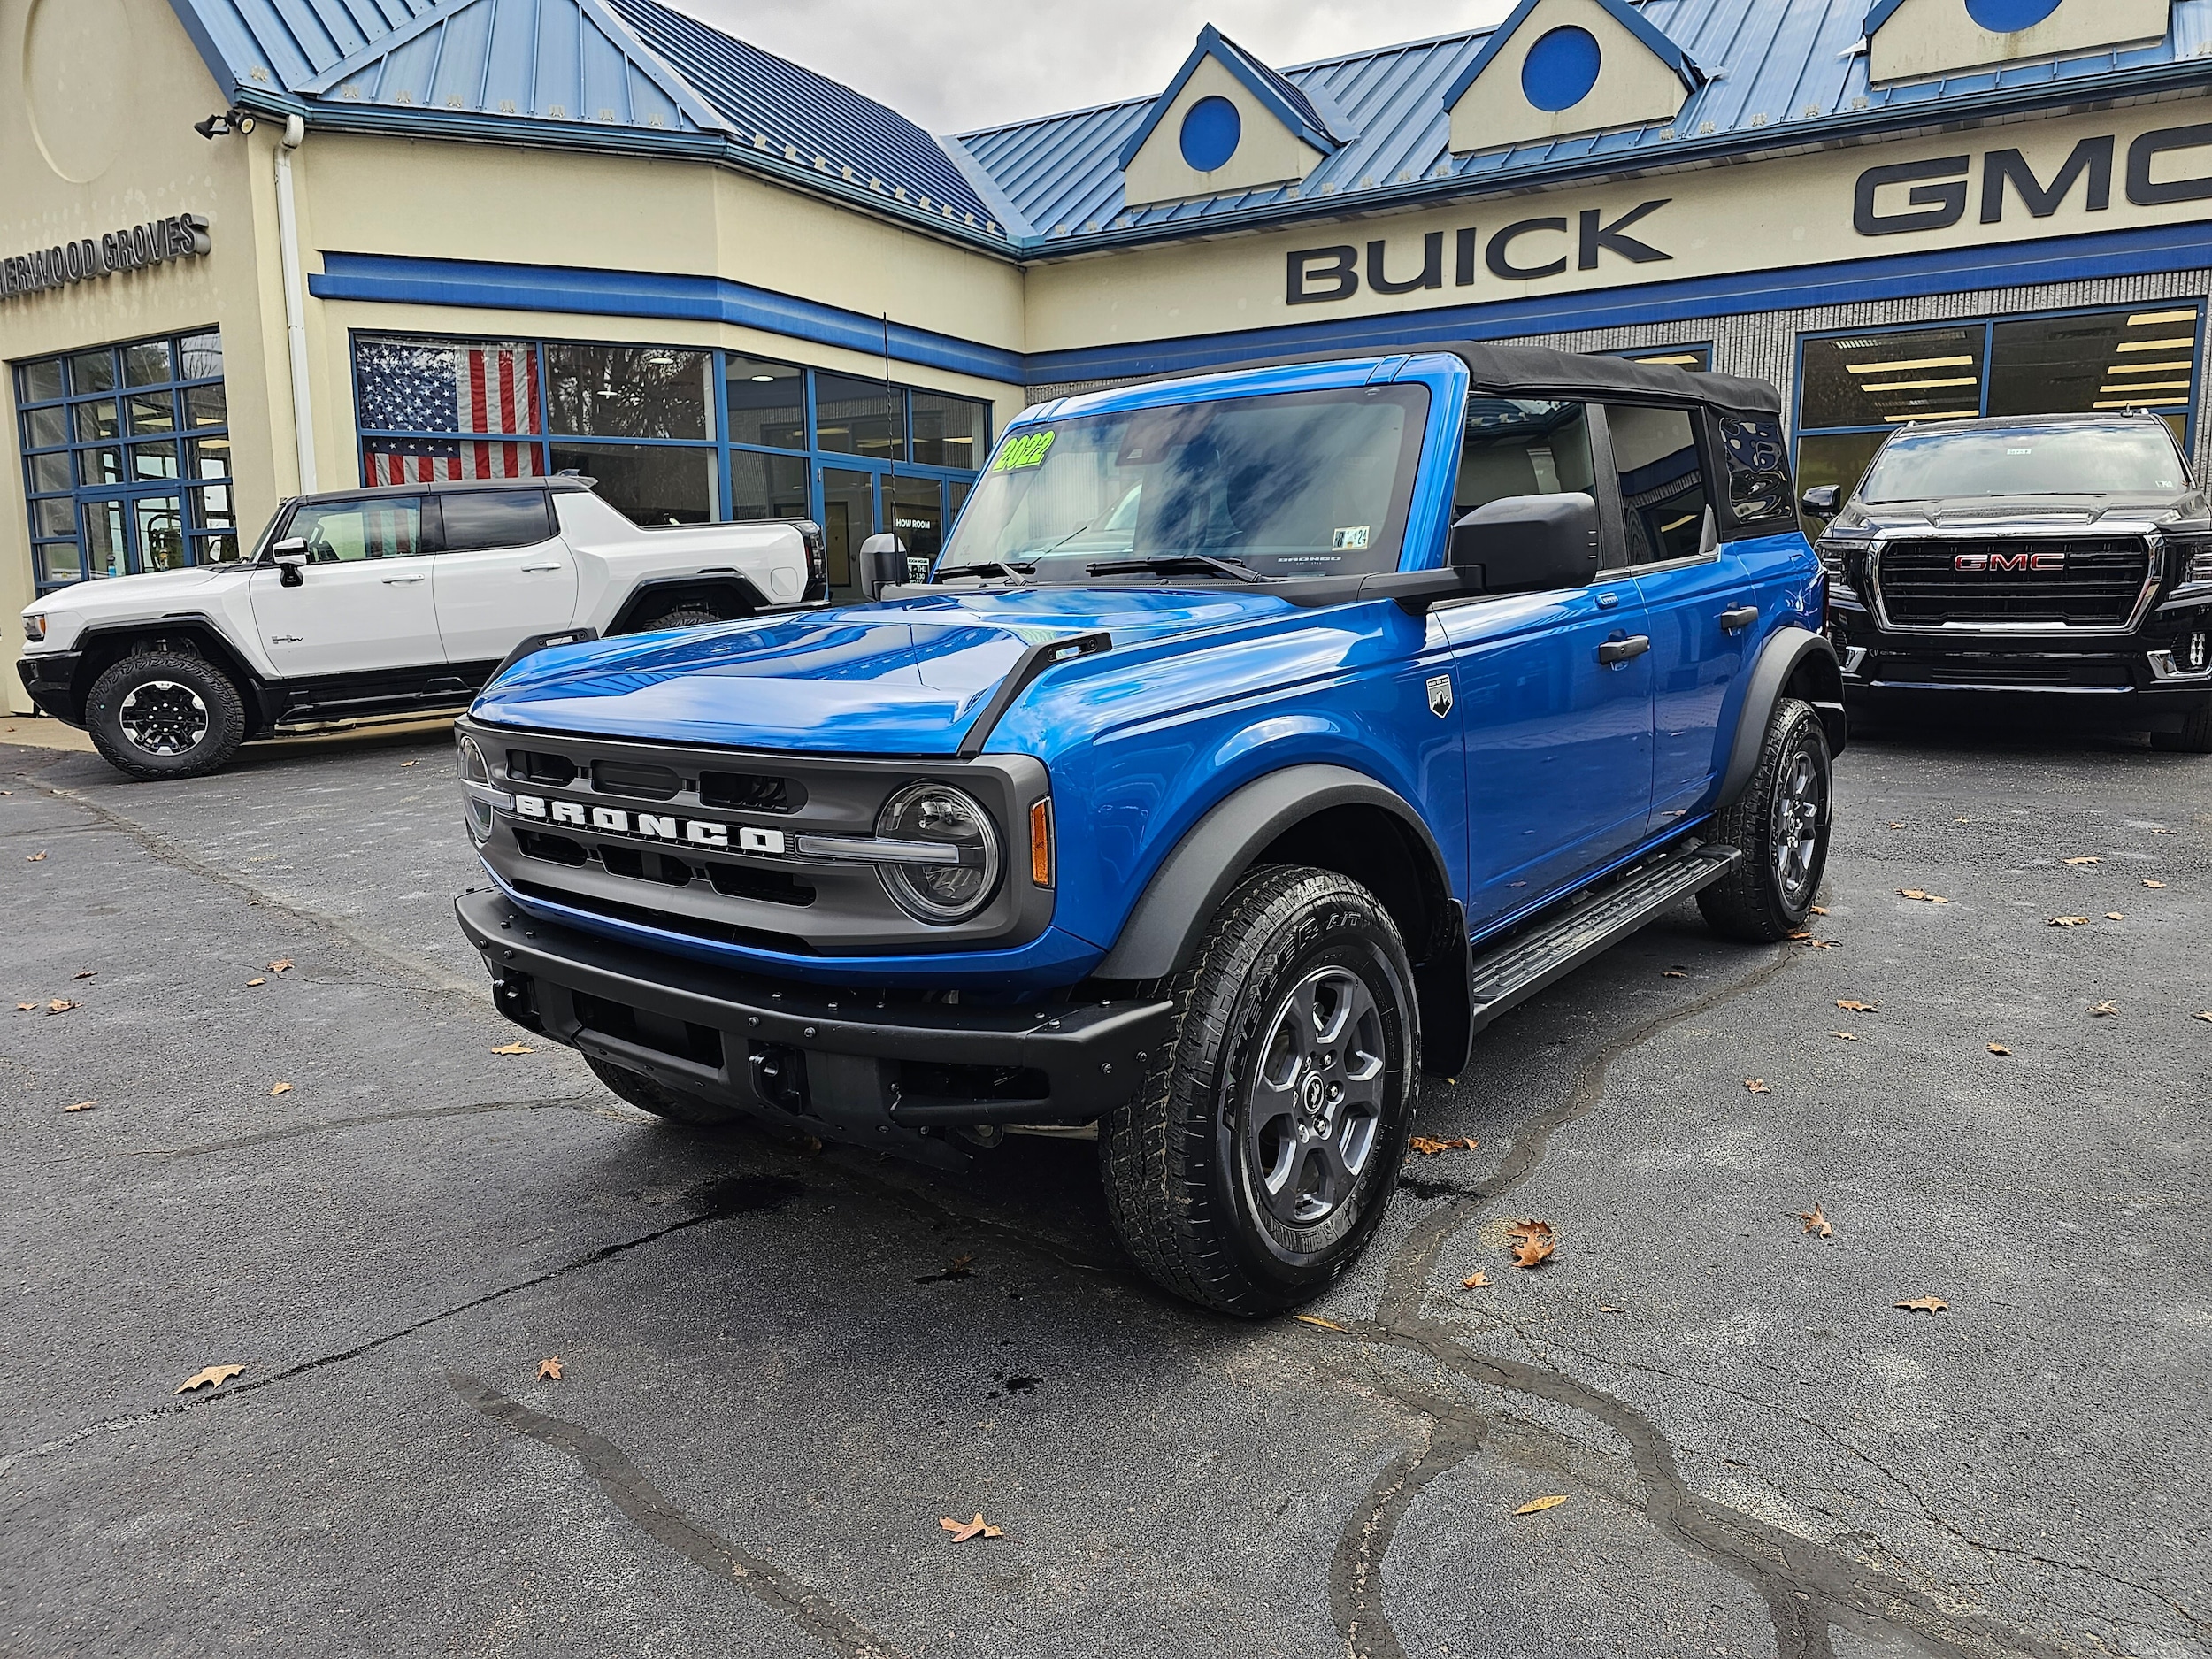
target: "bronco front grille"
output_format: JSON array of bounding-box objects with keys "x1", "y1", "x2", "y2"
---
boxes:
[{"x1": 1874, "y1": 538, "x2": 2151, "y2": 628}]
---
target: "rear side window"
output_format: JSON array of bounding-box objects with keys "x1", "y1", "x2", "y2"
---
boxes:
[
  {"x1": 1455, "y1": 398, "x2": 1596, "y2": 515},
  {"x1": 1716, "y1": 416, "x2": 1795, "y2": 534},
  {"x1": 1605, "y1": 405, "x2": 1712, "y2": 565},
  {"x1": 439, "y1": 490, "x2": 553, "y2": 552}
]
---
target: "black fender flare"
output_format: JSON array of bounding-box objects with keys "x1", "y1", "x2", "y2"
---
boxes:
[
  {"x1": 607, "y1": 575, "x2": 766, "y2": 635},
  {"x1": 63, "y1": 615, "x2": 268, "y2": 730},
  {"x1": 1717, "y1": 626, "x2": 1847, "y2": 810},
  {"x1": 1095, "y1": 764, "x2": 1453, "y2": 980}
]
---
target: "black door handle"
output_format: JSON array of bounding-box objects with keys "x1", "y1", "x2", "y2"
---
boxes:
[
  {"x1": 1597, "y1": 634, "x2": 1651, "y2": 665},
  {"x1": 1718, "y1": 604, "x2": 1759, "y2": 633}
]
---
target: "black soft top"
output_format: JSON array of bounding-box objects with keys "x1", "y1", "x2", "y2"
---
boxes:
[{"x1": 1444, "y1": 342, "x2": 1783, "y2": 419}]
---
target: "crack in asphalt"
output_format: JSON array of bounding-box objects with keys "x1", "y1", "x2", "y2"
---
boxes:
[
  {"x1": 136, "y1": 1093, "x2": 606, "y2": 1156},
  {"x1": 1317, "y1": 943, "x2": 2099, "y2": 1659},
  {"x1": 17, "y1": 770, "x2": 484, "y2": 1001},
  {"x1": 450, "y1": 1373, "x2": 910, "y2": 1659}
]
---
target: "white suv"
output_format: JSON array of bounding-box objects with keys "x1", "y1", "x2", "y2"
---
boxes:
[{"x1": 17, "y1": 476, "x2": 824, "y2": 780}]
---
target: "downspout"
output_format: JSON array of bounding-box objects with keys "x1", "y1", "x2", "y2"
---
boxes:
[{"x1": 273, "y1": 114, "x2": 316, "y2": 495}]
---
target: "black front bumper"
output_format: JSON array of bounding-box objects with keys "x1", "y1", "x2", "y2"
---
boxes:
[
  {"x1": 456, "y1": 889, "x2": 1173, "y2": 1156},
  {"x1": 15, "y1": 653, "x2": 81, "y2": 725}
]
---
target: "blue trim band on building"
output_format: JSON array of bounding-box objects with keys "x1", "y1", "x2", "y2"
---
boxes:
[{"x1": 309, "y1": 254, "x2": 1027, "y2": 386}]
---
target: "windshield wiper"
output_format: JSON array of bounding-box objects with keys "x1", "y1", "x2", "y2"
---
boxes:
[
  {"x1": 931, "y1": 559, "x2": 1035, "y2": 586},
  {"x1": 1084, "y1": 554, "x2": 1271, "y2": 584}
]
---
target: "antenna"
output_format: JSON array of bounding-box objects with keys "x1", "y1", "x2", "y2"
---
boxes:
[{"x1": 881, "y1": 311, "x2": 895, "y2": 488}]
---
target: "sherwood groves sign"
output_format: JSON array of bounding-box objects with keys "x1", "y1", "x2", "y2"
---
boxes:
[{"x1": 1, "y1": 212, "x2": 211, "y2": 303}]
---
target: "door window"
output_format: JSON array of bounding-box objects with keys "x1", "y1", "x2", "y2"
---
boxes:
[
  {"x1": 1604, "y1": 406, "x2": 1712, "y2": 565},
  {"x1": 288, "y1": 497, "x2": 427, "y2": 562},
  {"x1": 1454, "y1": 398, "x2": 1595, "y2": 514},
  {"x1": 439, "y1": 490, "x2": 554, "y2": 551}
]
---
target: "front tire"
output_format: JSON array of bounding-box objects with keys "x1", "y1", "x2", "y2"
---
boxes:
[
  {"x1": 1099, "y1": 866, "x2": 1419, "y2": 1317},
  {"x1": 84, "y1": 651, "x2": 246, "y2": 781},
  {"x1": 1697, "y1": 695, "x2": 1832, "y2": 942},
  {"x1": 2149, "y1": 693, "x2": 2212, "y2": 754}
]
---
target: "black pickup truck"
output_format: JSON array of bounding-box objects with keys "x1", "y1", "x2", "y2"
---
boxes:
[{"x1": 1805, "y1": 412, "x2": 2212, "y2": 751}]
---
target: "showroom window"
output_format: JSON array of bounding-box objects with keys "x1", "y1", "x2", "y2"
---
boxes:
[
  {"x1": 1794, "y1": 306, "x2": 2205, "y2": 532},
  {"x1": 15, "y1": 329, "x2": 232, "y2": 593},
  {"x1": 353, "y1": 333, "x2": 989, "y2": 592}
]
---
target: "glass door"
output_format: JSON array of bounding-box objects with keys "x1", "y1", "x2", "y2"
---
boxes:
[{"x1": 820, "y1": 467, "x2": 878, "y2": 603}]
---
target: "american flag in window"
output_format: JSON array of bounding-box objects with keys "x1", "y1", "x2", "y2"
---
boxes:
[{"x1": 357, "y1": 336, "x2": 542, "y2": 484}]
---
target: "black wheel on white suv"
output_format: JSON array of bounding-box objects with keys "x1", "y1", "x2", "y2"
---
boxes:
[
  {"x1": 1696, "y1": 695, "x2": 1832, "y2": 942},
  {"x1": 1099, "y1": 865, "x2": 1419, "y2": 1316},
  {"x1": 640, "y1": 604, "x2": 722, "y2": 633},
  {"x1": 84, "y1": 651, "x2": 247, "y2": 781}
]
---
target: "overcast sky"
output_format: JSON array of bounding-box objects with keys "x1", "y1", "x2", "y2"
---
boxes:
[{"x1": 669, "y1": 1, "x2": 1516, "y2": 134}]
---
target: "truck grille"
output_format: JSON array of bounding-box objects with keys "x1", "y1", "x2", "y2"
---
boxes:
[{"x1": 1875, "y1": 538, "x2": 2151, "y2": 627}]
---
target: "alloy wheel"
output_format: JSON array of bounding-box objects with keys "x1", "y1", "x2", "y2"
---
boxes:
[
  {"x1": 1244, "y1": 966, "x2": 1386, "y2": 1227},
  {"x1": 118, "y1": 680, "x2": 211, "y2": 757},
  {"x1": 1772, "y1": 747, "x2": 1824, "y2": 905}
]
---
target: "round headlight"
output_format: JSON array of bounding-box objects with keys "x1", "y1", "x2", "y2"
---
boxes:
[
  {"x1": 457, "y1": 732, "x2": 491, "y2": 785},
  {"x1": 875, "y1": 782, "x2": 1001, "y2": 924},
  {"x1": 457, "y1": 733, "x2": 495, "y2": 841}
]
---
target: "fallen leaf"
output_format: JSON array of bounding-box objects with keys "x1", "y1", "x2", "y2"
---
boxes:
[
  {"x1": 938, "y1": 1513, "x2": 1003, "y2": 1542},
  {"x1": 1409, "y1": 1135, "x2": 1478, "y2": 1155},
  {"x1": 44, "y1": 999, "x2": 75, "y2": 1015},
  {"x1": 537, "y1": 1356, "x2": 564, "y2": 1382},
  {"x1": 269, "y1": 1081, "x2": 293, "y2": 1095},
  {"x1": 490, "y1": 1041, "x2": 534, "y2": 1056},
  {"x1": 1801, "y1": 1204, "x2": 1832, "y2": 1237},
  {"x1": 1745, "y1": 1079, "x2": 1771, "y2": 1094},
  {"x1": 1897, "y1": 888, "x2": 1950, "y2": 904},
  {"x1": 71, "y1": 970, "x2": 95, "y2": 980},
  {"x1": 14, "y1": 1003, "x2": 32, "y2": 1012},
  {"x1": 2195, "y1": 1011, "x2": 2212, "y2": 1023},
  {"x1": 2089, "y1": 1001, "x2": 2119, "y2": 1018},
  {"x1": 1292, "y1": 1313, "x2": 1347, "y2": 1332},
  {"x1": 246, "y1": 977, "x2": 266, "y2": 987},
  {"x1": 1660, "y1": 969, "x2": 1688, "y2": 979},
  {"x1": 26, "y1": 852, "x2": 45, "y2": 862},
  {"x1": 2106, "y1": 913, "x2": 2125, "y2": 922},
  {"x1": 1888, "y1": 822, "x2": 1905, "y2": 829},
  {"x1": 1507, "y1": 1222, "x2": 1556, "y2": 1270},
  {"x1": 1987, "y1": 1043, "x2": 2010, "y2": 1056},
  {"x1": 267, "y1": 959, "x2": 292, "y2": 972},
  {"x1": 2152, "y1": 826, "x2": 2176, "y2": 834},
  {"x1": 1514, "y1": 1495, "x2": 1569, "y2": 1516},
  {"x1": 2063, "y1": 856, "x2": 2101, "y2": 866},
  {"x1": 64, "y1": 1101, "x2": 95, "y2": 1113},
  {"x1": 1836, "y1": 1000, "x2": 1878, "y2": 1013},
  {"x1": 1800, "y1": 937, "x2": 1839, "y2": 949},
  {"x1": 1461, "y1": 1272, "x2": 1490, "y2": 1289},
  {"x1": 1895, "y1": 1297, "x2": 1948, "y2": 1315},
  {"x1": 175, "y1": 1363, "x2": 246, "y2": 1394},
  {"x1": 1506, "y1": 1219, "x2": 1554, "y2": 1240},
  {"x1": 2049, "y1": 917, "x2": 2090, "y2": 927},
  {"x1": 2145, "y1": 879, "x2": 2167, "y2": 889},
  {"x1": 1809, "y1": 906, "x2": 1829, "y2": 916},
  {"x1": 400, "y1": 760, "x2": 419, "y2": 768},
  {"x1": 1832, "y1": 1031, "x2": 1855, "y2": 1040}
]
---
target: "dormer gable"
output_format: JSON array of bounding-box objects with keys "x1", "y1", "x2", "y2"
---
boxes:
[
  {"x1": 1443, "y1": 0, "x2": 1702, "y2": 155},
  {"x1": 1118, "y1": 25, "x2": 1347, "y2": 208},
  {"x1": 1863, "y1": 0, "x2": 2172, "y2": 85}
]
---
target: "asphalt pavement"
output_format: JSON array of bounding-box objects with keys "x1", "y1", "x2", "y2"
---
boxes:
[{"x1": 1, "y1": 712, "x2": 2205, "y2": 1659}]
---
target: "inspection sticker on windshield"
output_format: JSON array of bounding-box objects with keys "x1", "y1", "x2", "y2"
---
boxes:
[
  {"x1": 1332, "y1": 525, "x2": 1371, "y2": 551},
  {"x1": 993, "y1": 430, "x2": 1056, "y2": 472}
]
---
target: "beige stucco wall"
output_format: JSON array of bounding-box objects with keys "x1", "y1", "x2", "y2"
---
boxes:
[
  {"x1": 1448, "y1": 0, "x2": 1691, "y2": 155},
  {"x1": 1028, "y1": 97, "x2": 2212, "y2": 355},
  {"x1": 1870, "y1": 0, "x2": 2170, "y2": 84},
  {"x1": 1124, "y1": 54, "x2": 1325, "y2": 209},
  {"x1": 0, "y1": 0, "x2": 291, "y2": 711}
]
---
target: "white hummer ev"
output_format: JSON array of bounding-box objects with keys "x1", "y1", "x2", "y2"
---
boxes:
[{"x1": 16, "y1": 475, "x2": 825, "y2": 780}]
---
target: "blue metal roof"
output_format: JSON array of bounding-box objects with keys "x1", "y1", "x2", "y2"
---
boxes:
[
  {"x1": 949, "y1": 0, "x2": 2212, "y2": 250},
  {"x1": 1114, "y1": 24, "x2": 1348, "y2": 172},
  {"x1": 1438, "y1": 0, "x2": 1706, "y2": 111}
]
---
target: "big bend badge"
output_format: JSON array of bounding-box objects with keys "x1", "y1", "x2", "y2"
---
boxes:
[{"x1": 1426, "y1": 673, "x2": 1454, "y2": 718}]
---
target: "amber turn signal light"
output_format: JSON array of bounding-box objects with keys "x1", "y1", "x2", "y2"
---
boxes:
[{"x1": 1030, "y1": 798, "x2": 1055, "y2": 887}]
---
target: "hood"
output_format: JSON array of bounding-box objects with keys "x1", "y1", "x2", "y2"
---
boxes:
[
  {"x1": 27, "y1": 565, "x2": 241, "y2": 622},
  {"x1": 1833, "y1": 490, "x2": 2207, "y2": 535},
  {"x1": 472, "y1": 586, "x2": 1298, "y2": 755}
]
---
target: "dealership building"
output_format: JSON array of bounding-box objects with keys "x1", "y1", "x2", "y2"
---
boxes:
[{"x1": 8, "y1": 0, "x2": 2212, "y2": 710}]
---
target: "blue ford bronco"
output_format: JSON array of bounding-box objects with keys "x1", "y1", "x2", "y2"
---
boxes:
[{"x1": 453, "y1": 343, "x2": 1844, "y2": 1314}]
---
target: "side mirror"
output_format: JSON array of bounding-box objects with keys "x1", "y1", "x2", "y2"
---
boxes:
[
  {"x1": 1448, "y1": 493, "x2": 1600, "y2": 594},
  {"x1": 858, "y1": 533, "x2": 907, "y2": 601},
  {"x1": 1800, "y1": 485, "x2": 1843, "y2": 520},
  {"x1": 271, "y1": 538, "x2": 308, "y2": 587}
]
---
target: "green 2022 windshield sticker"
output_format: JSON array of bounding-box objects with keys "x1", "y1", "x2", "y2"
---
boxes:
[{"x1": 993, "y1": 429, "x2": 1056, "y2": 472}]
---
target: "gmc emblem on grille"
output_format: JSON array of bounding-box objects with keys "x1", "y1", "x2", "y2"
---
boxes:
[
  {"x1": 1955, "y1": 550, "x2": 2065, "y2": 572},
  {"x1": 508, "y1": 792, "x2": 787, "y2": 856}
]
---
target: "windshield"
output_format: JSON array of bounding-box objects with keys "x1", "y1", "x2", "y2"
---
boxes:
[
  {"x1": 1861, "y1": 424, "x2": 2186, "y2": 502},
  {"x1": 937, "y1": 384, "x2": 1431, "y2": 580}
]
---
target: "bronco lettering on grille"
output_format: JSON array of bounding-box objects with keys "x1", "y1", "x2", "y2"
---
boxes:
[{"x1": 509, "y1": 792, "x2": 787, "y2": 856}]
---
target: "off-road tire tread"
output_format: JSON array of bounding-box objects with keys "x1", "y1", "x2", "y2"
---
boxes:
[
  {"x1": 1697, "y1": 695, "x2": 1829, "y2": 943},
  {"x1": 1098, "y1": 865, "x2": 1415, "y2": 1317},
  {"x1": 584, "y1": 1055, "x2": 739, "y2": 1125},
  {"x1": 85, "y1": 650, "x2": 247, "y2": 781},
  {"x1": 641, "y1": 605, "x2": 721, "y2": 633},
  {"x1": 2150, "y1": 694, "x2": 2212, "y2": 754}
]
